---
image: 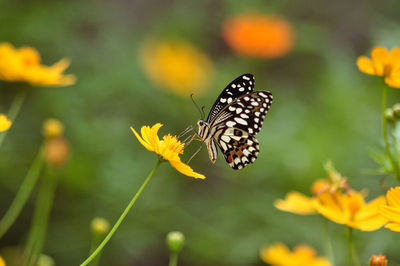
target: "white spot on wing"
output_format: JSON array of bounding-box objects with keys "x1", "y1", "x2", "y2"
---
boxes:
[
  {"x1": 234, "y1": 117, "x2": 248, "y2": 125},
  {"x1": 221, "y1": 135, "x2": 230, "y2": 142},
  {"x1": 226, "y1": 121, "x2": 236, "y2": 127}
]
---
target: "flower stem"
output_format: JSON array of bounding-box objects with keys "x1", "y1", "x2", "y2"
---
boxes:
[
  {"x1": 80, "y1": 159, "x2": 163, "y2": 266},
  {"x1": 322, "y1": 218, "x2": 335, "y2": 266},
  {"x1": 0, "y1": 145, "x2": 44, "y2": 239},
  {"x1": 382, "y1": 85, "x2": 400, "y2": 180},
  {"x1": 23, "y1": 167, "x2": 58, "y2": 266},
  {"x1": 345, "y1": 226, "x2": 360, "y2": 266},
  {"x1": 0, "y1": 87, "x2": 27, "y2": 149},
  {"x1": 169, "y1": 252, "x2": 179, "y2": 266}
]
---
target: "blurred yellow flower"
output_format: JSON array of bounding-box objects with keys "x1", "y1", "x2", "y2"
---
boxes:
[
  {"x1": 131, "y1": 123, "x2": 205, "y2": 179},
  {"x1": 260, "y1": 242, "x2": 331, "y2": 266},
  {"x1": 0, "y1": 114, "x2": 12, "y2": 132},
  {"x1": 275, "y1": 163, "x2": 353, "y2": 215},
  {"x1": 0, "y1": 42, "x2": 76, "y2": 86},
  {"x1": 42, "y1": 118, "x2": 65, "y2": 138},
  {"x1": 140, "y1": 40, "x2": 213, "y2": 97},
  {"x1": 222, "y1": 13, "x2": 295, "y2": 58},
  {"x1": 274, "y1": 191, "x2": 316, "y2": 215},
  {"x1": 357, "y1": 46, "x2": 400, "y2": 88},
  {"x1": 314, "y1": 190, "x2": 387, "y2": 231},
  {"x1": 380, "y1": 187, "x2": 400, "y2": 232},
  {"x1": 0, "y1": 256, "x2": 4, "y2": 266}
]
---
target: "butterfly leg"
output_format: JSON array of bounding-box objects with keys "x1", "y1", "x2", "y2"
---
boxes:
[
  {"x1": 186, "y1": 143, "x2": 203, "y2": 164},
  {"x1": 178, "y1": 125, "x2": 194, "y2": 139}
]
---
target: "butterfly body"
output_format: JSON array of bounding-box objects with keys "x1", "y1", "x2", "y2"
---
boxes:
[{"x1": 197, "y1": 74, "x2": 273, "y2": 170}]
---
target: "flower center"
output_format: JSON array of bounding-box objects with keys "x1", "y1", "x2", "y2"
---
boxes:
[{"x1": 383, "y1": 64, "x2": 392, "y2": 77}]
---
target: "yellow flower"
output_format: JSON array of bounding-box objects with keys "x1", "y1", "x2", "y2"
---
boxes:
[
  {"x1": 0, "y1": 42, "x2": 76, "y2": 86},
  {"x1": 0, "y1": 256, "x2": 4, "y2": 266},
  {"x1": 274, "y1": 191, "x2": 316, "y2": 215},
  {"x1": 313, "y1": 190, "x2": 387, "y2": 231},
  {"x1": 131, "y1": 123, "x2": 205, "y2": 179},
  {"x1": 0, "y1": 114, "x2": 12, "y2": 132},
  {"x1": 139, "y1": 40, "x2": 213, "y2": 97},
  {"x1": 357, "y1": 46, "x2": 400, "y2": 88},
  {"x1": 222, "y1": 13, "x2": 295, "y2": 58},
  {"x1": 260, "y1": 242, "x2": 331, "y2": 266},
  {"x1": 380, "y1": 187, "x2": 400, "y2": 232}
]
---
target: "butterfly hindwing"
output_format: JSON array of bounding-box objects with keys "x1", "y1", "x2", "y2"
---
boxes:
[
  {"x1": 206, "y1": 74, "x2": 255, "y2": 123},
  {"x1": 215, "y1": 127, "x2": 259, "y2": 170}
]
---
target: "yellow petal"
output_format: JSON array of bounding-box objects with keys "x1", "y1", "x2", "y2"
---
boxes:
[
  {"x1": 384, "y1": 76, "x2": 400, "y2": 88},
  {"x1": 0, "y1": 114, "x2": 12, "y2": 132},
  {"x1": 356, "y1": 56, "x2": 375, "y2": 75},
  {"x1": 169, "y1": 159, "x2": 205, "y2": 179},
  {"x1": 260, "y1": 243, "x2": 291, "y2": 265},
  {"x1": 386, "y1": 187, "x2": 400, "y2": 207},
  {"x1": 384, "y1": 222, "x2": 400, "y2": 232},
  {"x1": 0, "y1": 256, "x2": 5, "y2": 266},
  {"x1": 274, "y1": 191, "x2": 316, "y2": 215},
  {"x1": 380, "y1": 205, "x2": 400, "y2": 221},
  {"x1": 131, "y1": 126, "x2": 155, "y2": 151},
  {"x1": 371, "y1": 46, "x2": 390, "y2": 76}
]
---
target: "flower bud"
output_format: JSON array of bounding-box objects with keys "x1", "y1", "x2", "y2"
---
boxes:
[
  {"x1": 392, "y1": 103, "x2": 400, "y2": 118},
  {"x1": 385, "y1": 108, "x2": 395, "y2": 123},
  {"x1": 37, "y1": 254, "x2": 55, "y2": 266},
  {"x1": 166, "y1": 231, "x2": 185, "y2": 253},
  {"x1": 44, "y1": 137, "x2": 69, "y2": 167},
  {"x1": 42, "y1": 119, "x2": 64, "y2": 138},
  {"x1": 369, "y1": 254, "x2": 387, "y2": 266},
  {"x1": 91, "y1": 217, "x2": 110, "y2": 236}
]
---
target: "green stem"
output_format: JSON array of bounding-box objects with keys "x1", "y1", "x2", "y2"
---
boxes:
[
  {"x1": 80, "y1": 159, "x2": 163, "y2": 266},
  {"x1": 345, "y1": 226, "x2": 360, "y2": 266},
  {"x1": 0, "y1": 87, "x2": 27, "y2": 149},
  {"x1": 382, "y1": 85, "x2": 400, "y2": 180},
  {"x1": 23, "y1": 168, "x2": 58, "y2": 266},
  {"x1": 0, "y1": 145, "x2": 44, "y2": 239},
  {"x1": 322, "y1": 218, "x2": 335, "y2": 266},
  {"x1": 169, "y1": 252, "x2": 179, "y2": 266}
]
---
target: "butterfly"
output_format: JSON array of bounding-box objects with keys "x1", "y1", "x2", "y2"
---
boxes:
[{"x1": 196, "y1": 74, "x2": 273, "y2": 169}]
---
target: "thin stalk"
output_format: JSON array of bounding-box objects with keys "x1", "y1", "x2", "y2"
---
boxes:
[
  {"x1": 0, "y1": 87, "x2": 27, "y2": 149},
  {"x1": 0, "y1": 145, "x2": 44, "y2": 239},
  {"x1": 345, "y1": 226, "x2": 360, "y2": 266},
  {"x1": 169, "y1": 252, "x2": 179, "y2": 266},
  {"x1": 23, "y1": 168, "x2": 58, "y2": 266},
  {"x1": 382, "y1": 85, "x2": 400, "y2": 180},
  {"x1": 322, "y1": 218, "x2": 335, "y2": 266},
  {"x1": 80, "y1": 159, "x2": 163, "y2": 266}
]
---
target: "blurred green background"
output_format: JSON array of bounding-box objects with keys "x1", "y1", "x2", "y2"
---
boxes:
[{"x1": 1, "y1": 0, "x2": 400, "y2": 265}]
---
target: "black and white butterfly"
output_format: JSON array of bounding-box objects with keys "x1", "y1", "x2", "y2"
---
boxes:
[{"x1": 196, "y1": 74, "x2": 273, "y2": 170}]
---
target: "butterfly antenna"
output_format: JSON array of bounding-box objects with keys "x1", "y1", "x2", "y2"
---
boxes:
[
  {"x1": 201, "y1": 105, "x2": 206, "y2": 120},
  {"x1": 190, "y1": 93, "x2": 204, "y2": 119}
]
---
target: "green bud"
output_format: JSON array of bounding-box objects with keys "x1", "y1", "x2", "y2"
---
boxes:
[
  {"x1": 37, "y1": 254, "x2": 55, "y2": 266},
  {"x1": 91, "y1": 217, "x2": 110, "y2": 236},
  {"x1": 166, "y1": 231, "x2": 185, "y2": 253},
  {"x1": 385, "y1": 108, "x2": 395, "y2": 123},
  {"x1": 392, "y1": 103, "x2": 400, "y2": 118}
]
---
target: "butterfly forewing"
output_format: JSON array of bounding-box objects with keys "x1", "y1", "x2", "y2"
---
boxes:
[
  {"x1": 214, "y1": 91, "x2": 273, "y2": 135},
  {"x1": 206, "y1": 74, "x2": 255, "y2": 122}
]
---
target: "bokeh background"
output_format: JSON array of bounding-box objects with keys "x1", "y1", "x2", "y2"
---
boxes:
[{"x1": 1, "y1": 0, "x2": 400, "y2": 265}]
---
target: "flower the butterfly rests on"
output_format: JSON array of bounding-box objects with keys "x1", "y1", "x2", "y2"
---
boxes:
[{"x1": 197, "y1": 74, "x2": 273, "y2": 169}]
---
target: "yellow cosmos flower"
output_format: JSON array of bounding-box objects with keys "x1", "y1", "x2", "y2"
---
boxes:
[
  {"x1": 0, "y1": 114, "x2": 12, "y2": 132},
  {"x1": 139, "y1": 40, "x2": 213, "y2": 97},
  {"x1": 260, "y1": 242, "x2": 331, "y2": 266},
  {"x1": 357, "y1": 46, "x2": 400, "y2": 88},
  {"x1": 313, "y1": 190, "x2": 387, "y2": 231},
  {"x1": 131, "y1": 123, "x2": 205, "y2": 179},
  {"x1": 274, "y1": 191, "x2": 316, "y2": 215},
  {"x1": 0, "y1": 42, "x2": 76, "y2": 86},
  {"x1": 380, "y1": 187, "x2": 400, "y2": 232}
]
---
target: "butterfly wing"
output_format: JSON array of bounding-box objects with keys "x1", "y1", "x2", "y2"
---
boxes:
[
  {"x1": 206, "y1": 74, "x2": 255, "y2": 123},
  {"x1": 214, "y1": 127, "x2": 259, "y2": 170},
  {"x1": 211, "y1": 91, "x2": 273, "y2": 135}
]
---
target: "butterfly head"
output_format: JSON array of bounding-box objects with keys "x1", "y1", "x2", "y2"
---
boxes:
[{"x1": 197, "y1": 119, "x2": 209, "y2": 140}]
